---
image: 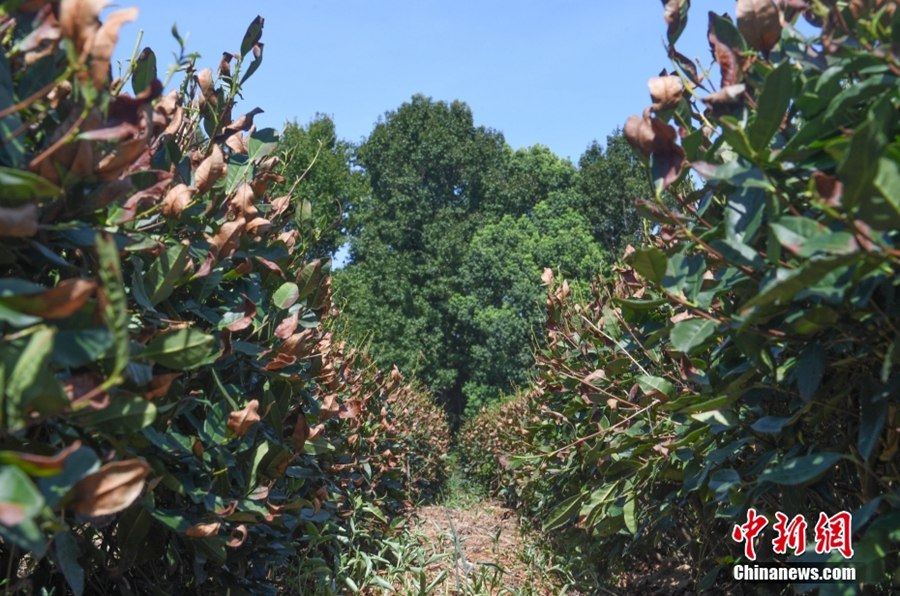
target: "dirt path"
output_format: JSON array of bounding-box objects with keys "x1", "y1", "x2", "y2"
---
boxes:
[{"x1": 398, "y1": 499, "x2": 565, "y2": 595}]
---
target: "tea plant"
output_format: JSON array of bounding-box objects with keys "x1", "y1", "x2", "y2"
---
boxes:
[
  {"x1": 461, "y1": 0, "x2": 899, "y2": 591},
  {"x1": 0, "y1": 3, "x2": 448, "y2": 594}
]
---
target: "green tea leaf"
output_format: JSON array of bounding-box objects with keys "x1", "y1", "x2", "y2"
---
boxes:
[
  {"x1": 632, "y1": 247, "x2": 667, "y2": 284},
  {"x1": 142, "y1": 328, "x2": 216, "y2": 370},
  {"x1": 7, "y1": 326, "x2": 55, "y2": 408},
  {"x1": 146, "y1": 243, "x2": 190, "y2": 305},
  {"x1": 0, "y1": 465, "x2": 44, "y2": 522},
  {"x1": 740, "y1": 256, "x2": 856, "y2": 318},
  {"x1": 623, "y1": 495, "x2": 637, "y2": 534},
  {"x1": 273, "y1": 282, "x2": 299, "y2": 309},
  {"x1": 543, "y1": 492, "x2": 582, "y2": 533},
  {"x1": 131, "y1": 47, "x2": 157, "y2": 95},
  {"x1": 751, "y1": 416, "x2": 793, "y2": 434},
  {"x1": 52, "y1": 531, "x2": 85, "y2": 596},
  {"x1": 637, "y1": 375, "x2": 675, "y2": 398},
  {"x1": 759, "y1": 452, "x2": 842, "y2": 485},
  {"x1": 669, "y1": 318, "x2": 717, "y2": 354},
  {"x1": 52, "y1": 329, "x2": 113, "y2": 369},
  {"x1": 796, "y1": 344, "x2": 825, "y2": 401},
  {"x1": 83, "y1": 396, "x2": 157, "y2": 433},
  {"x1": 796, "y1": 231, "x2": 858, "y2": 257},
  {"x1": 0, "y1": 167, "x2": 62, "y2": 205},
  {"x1": 748, "y1": 62, "x2": 793, "y2": 151},
  {"x1": 839, "y1": 97, "x2": 891, "y2": 209},
  {"x1": 858, "y1": 387, "x2": 889, "y2": 461},
  {"x1": 240, "y1": 16, "x2": 264, "y2": 57},
  {"x1": 96, "y1": 234, "x2": 129, "y2": 381}
]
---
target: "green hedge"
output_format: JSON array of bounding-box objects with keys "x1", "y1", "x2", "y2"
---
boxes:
[
  {"x1": 0, "y1": 4, "x2": 448, "y2": 594},
  {"x1": 461, "y1": 1, "x2": 899, "y2": 591}
]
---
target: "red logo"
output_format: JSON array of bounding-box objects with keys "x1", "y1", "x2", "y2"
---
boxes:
[
  {"x1": 814, "y1": 511, "x2": 854, "y2": 559},
  {"x1": 732, "y1": 508, "x2": 769, "y2": 561},
  {"x1": 731, "y1": 509, "x2": 854, "y2": 561}
]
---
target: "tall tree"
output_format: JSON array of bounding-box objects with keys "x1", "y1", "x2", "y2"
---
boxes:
[
  {"x1": 337, "y1": 96, "x2": 512, "y2": 419},
  {"x1": 452, "y1": 195, "x2": 604, "y2": 413},
  {"x1": 577, "y1": 131, "x2": 652, "y2": 253},
  {"x1": 336, "y1": 96, "x2": 633, "y2": 420},
  {"x1": 275, "y1": 115, "x2": 365, "y2": 258}
]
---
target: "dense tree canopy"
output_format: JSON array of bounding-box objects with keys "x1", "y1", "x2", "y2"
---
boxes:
[
  {"x1": 576, "y1": 132, "x2": 651, "y2": 254},
  {"x1": 324, "y1": 95, "x2": 633, "y2": 419},
  {"x1": 272, "y1": 96, "x2": 650, "y2": 419},
  {"x1": 275, "y1": 115, "x2": 365, "y2": 258}
]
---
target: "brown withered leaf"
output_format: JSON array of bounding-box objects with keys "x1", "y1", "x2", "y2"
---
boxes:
[
  {"x1": 161, "y1": 183, "x2": 192, "y2": 218},
  {"x1": 662, "y1": 0, "x2": 688, "y2": 45},
  {"x1": 226, "y1": 297, "x2": 256, "y2": 332},
  {"x1": 227, "y1": 399, "x2": 260, "y2": 437},
  {"x1": 274, "y1": 311, "x2": 299, "y2": 339},
  {"x1": 214, "y1": 500, "x2": 238, "y2": 517},
  {"x1": 64, "y1": 373, "x2": 109, "y2": 409},
  {"x1": 669, "y1": 48, "x2": 703, "y2": 87},
  {"x1": 23, "y1": 278, "x2": 97, "y2": 319},
  {"x1": 208, "y1": 217, "x2": 246, "y2": 259},
  {"x1": 248, "y1": 485, "x2": 269, "y2": 501},
  {"x1": 218, "y1": 107, "x2": 264, "y2": 138},
  {"x1": 90, "y1": 179, "x2": 133, "y2": 210},
  {"x1": 319, "y1": 393, "x2": 340, "y2": 420},
  {"x1": 119, "y1": 172, "x2": 172, "y2": 222},
  {"x1": 541, "y1": 268, "x2": 554, "y2": 285},
  {"x1": 218, "y1": 52, "x2": 235, "y2": 78},
  {"x1": 229, "y1": 183, "x2": 258, "y2": 218},
  {"x1": 702, "y1": 84, "x2": 746, "y2": 106},
  {"x1": 69, "y1": 458, "x2": 150, "y2": 517},
  {"x1": 34, "y1": 108, "x2": 100, "y2": 184},
  {"x1": 269, "y1": 195, "x2": 291, "y2": 220},
  {"x1": 155, "y1": 90, "x2": 183, "y2": 136},
  {"x1": 708, "y1": 12, "x2": 742, "y2": 87},
  {"x1": 582, "y1": 369, "x2": 606, "y2": 385},
  {"x1": 245, "y1": 217, "x2": 271, "y2": 237},
  {"x1": 648, "y1": 75, "x2": 684, "y2": 111},
  {"x1": 47, "y1": 80, "x2": 73, "y2": 108},
  {"x1": 88, "y1": 7, "x2": 139, "y2": 88},
  {"x1": 195, "y1": 68, "x2": 215, "y2": 109},
  {"x1": 338, "y1": 399, "x2": 362, "y2": 420},
  {"x1": 224, "y1": 131, "x2": 249, "y2": 154},
  {"x1": 59, "y1": 0, "x2": 106, "y2": 56},
  {"x1": 0, "y1": 204, "x2": 39, "y2": 237},
  {"x1": 145, "y1": 373, "x2": 181, "y2": 399},
  {"x1": 21, "y1": 8, "x2": 61, "y2": 66},
  {"x1": 277, "y1": 229, "x2": 298, "y2": 251},
  {"x1": 737, "y1": 0, "x2": 782, "y2": 53},
  {"x1": 623, "y1": 108, "x2": 685, "y2": 188},
  {"x1": 186, "y1": 521, "x2": 221, "y2": 538},
  {"x1": 812, "y1": 171, "x2": 843, "y2": 206},
  {"x1": 95, "y1": 106, "x2": 153, "y2": 182},
  {"x1": 293, "y1": 414, "x2": 310, "y2": 451},
  {"x1": 255, "y1": 255, "x2": 285, "y2": 277},
  {"x1": 234, "y1": 258, "x2": 253, "y2": 276},
  {"x1": 193, "y1": 145, "x2": 226, "y2": 194},
  {"x1": 227, "y1": 524, "x2": 248, "y2": 548}
]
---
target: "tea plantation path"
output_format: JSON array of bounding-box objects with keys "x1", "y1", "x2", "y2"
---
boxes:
[{"x1": 370, "y1": 498, "x2": 566, "y2": 595}]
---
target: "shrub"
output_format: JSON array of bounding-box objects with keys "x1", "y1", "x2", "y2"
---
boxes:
[
  {"x1": 462, "y1": 1, "x2": 899, "y2": 591},
  {"x1": 0, "y1": 4, "x2": 448, "y2": 594}
]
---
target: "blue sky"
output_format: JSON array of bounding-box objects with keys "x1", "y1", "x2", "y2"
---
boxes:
[{"x1": 112, "y1": 1, "x2": 725, "y2": 162}]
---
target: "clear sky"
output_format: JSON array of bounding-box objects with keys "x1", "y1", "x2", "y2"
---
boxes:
[{"x1": 111, "y1": 1, "x2": 726, "y2": 162}]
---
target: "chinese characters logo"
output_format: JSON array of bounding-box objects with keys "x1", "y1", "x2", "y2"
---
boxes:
[{"x1": 732, "y1": 508, "x2": 854, "y2": 561}]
